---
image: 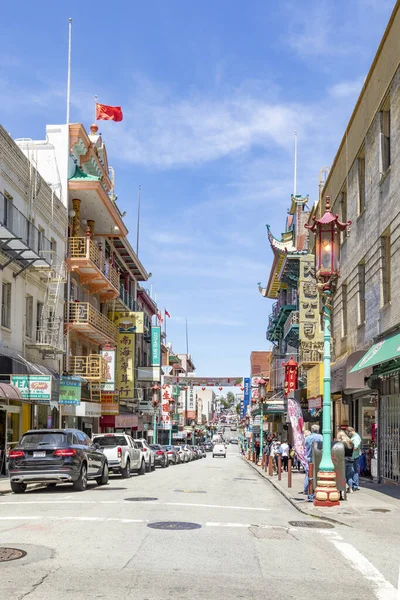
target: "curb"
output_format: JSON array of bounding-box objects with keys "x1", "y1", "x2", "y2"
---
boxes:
[{"x1": 244, "y1": 458, "x2": 350, "y2": 527}]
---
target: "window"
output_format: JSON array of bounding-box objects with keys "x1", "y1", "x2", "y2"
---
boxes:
[
  {"x1": 357, "y1": 148, "x2": 365, "y2": 214},
  {"x1": 339, "y1": 187, "x2": 347, "y2": 244},
  {"x1": 36, "y1": 301, "x2": 43, "y2": 330},
  {"x1": 380, "y1": 99, "x2": 391, "y2": 175},
  {"x1": 25, "y1": 295, "x2": 33, "y2": 338},
  {"x1": 381, "y1": 231, "x2": 391, "y2": 305},
  {"x1": 3, "y1": 191, "x2": 13, "y2": 230},
  {"x1": 341, "y1": 283, "x2": 348, "y2": 339},
  {"x1": 38, "y1": 226, "x2": 45, "y2": 253},
  {"x1": 358, "y1": 262, "x2": 366, "y2": 325},
  {"x1": 1, "y1": 282, "x2": 11, "y2": 328}
]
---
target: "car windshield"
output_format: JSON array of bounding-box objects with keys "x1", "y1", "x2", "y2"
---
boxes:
[
  {"x1": 19, "y1": 432, "x2": 67, "y2": 447},
  {"x1": 93, "y1": 436, "x2": 128, "y2": 447}
]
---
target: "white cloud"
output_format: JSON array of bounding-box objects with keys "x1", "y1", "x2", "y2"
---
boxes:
[{"x1": 329, "y1": 78, "x2": 365, "y2": 99}]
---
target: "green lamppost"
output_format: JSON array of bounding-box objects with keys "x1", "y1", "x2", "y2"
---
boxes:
[
  {"x1": 151, "y1": 383, "x2": 160, "y2": 445},
  {"x1": 258, "y1": 377, "x2": 267, "y2": 463},
  {"x1": 305, "y1": 197, "x2": 351, "y2": 507},
  {"x1": 169, "y1": 385, "x2": 180, "y2": 445}
]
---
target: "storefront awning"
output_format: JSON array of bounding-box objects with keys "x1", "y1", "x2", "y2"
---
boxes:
[
  {"x1": 350, "y1": 332, "x2": 400, "y2": 373},
  {"x1": 0, "y1": 383, "x2": 23, "y2": 400}
]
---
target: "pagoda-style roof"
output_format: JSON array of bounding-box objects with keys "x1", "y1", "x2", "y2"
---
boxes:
[
  {"x1": 266, "y1": 225, "x2": 296, "y2": 254},
  {"x1": 289, "y1": 194, "x2": 309, "y2": 215},
  {"x1": 68, "y1": 165, "x2": 100, "y2": 181}
]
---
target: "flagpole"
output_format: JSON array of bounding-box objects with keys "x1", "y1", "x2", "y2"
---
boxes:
[
  {"x1": 136, "y1": 185, "x2": 141, "y2": 256},
  {"x1": 164, "y1": 310, "x2": 167, "y2": 338},
  {"x1": 186, "y1": 317, "x2": 189, "y2": 356},
  {"x1": 66, "y1": 18, "x2": 72, "y2": 124},
  {"x1": 293, "y1": 131, "x2": 298, "y2": 197},
  {"x1": 94, "y1": 95, "x2": 98, "y2": 122}
]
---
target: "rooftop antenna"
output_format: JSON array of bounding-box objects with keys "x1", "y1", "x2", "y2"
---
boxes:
[
  {"x1": 66, "y1": 18, "x2": 72, "y2": 124},
  {"x1": 136, "y1": 184, "x2": 141, "y2": 256},
  {"x1": 293, "y1": 131, "x2": 298, "y2": 197}
]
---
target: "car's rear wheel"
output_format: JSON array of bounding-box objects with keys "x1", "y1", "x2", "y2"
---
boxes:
[
  {"x1": 73, "y1": 463, "x2": 87, "y2": 492},
  {"x1": 146, "y1": 462, "x2": 151, "y2": 473},
  {"x1": 138, "y1": 460, "x2": 146, "y2": 475},
  {"x1": 121, "y1": 459, "x2": 131, "y2": 479},
  {"x1": 151, "y1": 461, "x2": 155, "y2": 471},
  {"x1": 96, "y1": 463, "x2": 109, "y2": 486},
  {"x1": 11, "y1": 482, "x2": 26, "y2": 494}
]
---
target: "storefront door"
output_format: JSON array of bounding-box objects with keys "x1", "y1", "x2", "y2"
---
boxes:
[{"x1": 380, "y1": 394, "x2": 400, "y2": 483}]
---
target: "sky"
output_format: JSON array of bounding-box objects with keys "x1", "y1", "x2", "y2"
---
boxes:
[{"x1": 0, "y1": 0, "x2": 396, "y2": 378}]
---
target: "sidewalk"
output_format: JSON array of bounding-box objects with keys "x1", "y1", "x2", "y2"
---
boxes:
[
  {"x1": 245, "y1": 458, "x2": 400, "y2": 526},
  {"x1": 0, "y1": 477, "x2": 44, "y2": 495}
]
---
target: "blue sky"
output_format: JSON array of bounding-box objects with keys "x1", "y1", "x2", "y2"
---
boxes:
[{"x1": 0, "y1": 0, "x2": 395, "y2": 377}]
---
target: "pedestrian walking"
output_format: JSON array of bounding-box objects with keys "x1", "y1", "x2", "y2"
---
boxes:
[
  {"x1": 346, "y1": 427, "x2": 362, "y2": 491},
  {"x1": 281, "y1": 440, "x2": 289, "y2": 471},
  {"x1": 274, "y1": 441, "x2": 282, "y2": 471},
  {"x1": 337, "y1": 430, "x2": 355, "y2": 493}
]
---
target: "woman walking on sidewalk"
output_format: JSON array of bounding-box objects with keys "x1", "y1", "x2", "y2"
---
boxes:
[{"x1": 337, "y1": 430, "x2": 355, "y2": 493}]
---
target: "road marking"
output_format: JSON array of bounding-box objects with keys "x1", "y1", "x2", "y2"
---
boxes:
[
  {"x1": 206, "y1": 522, "x2": 251, "y2": 528},
  {"x1": 0, "y1": 516, "x2": 148, "y2": 524},
  {"x1": 164, "y1": 502, "x2": 271, "y2": 511},
  {"x1": 321, "y1": 531, "x2": 396, "y2": 600}
]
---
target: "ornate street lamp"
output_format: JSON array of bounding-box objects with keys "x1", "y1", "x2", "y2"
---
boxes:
[
  {"x1": 151, "y1": 383, "x2": 160, "y2": 445},
  {"x1": 191, "y1": 419, "x2": 196, "y2": 446},
  {"x1": 305, "y1": 197, "x2": 351, "y2": 507},
  {"x1": 257, "y1": 377, "x2": 268, "y2": 463}
]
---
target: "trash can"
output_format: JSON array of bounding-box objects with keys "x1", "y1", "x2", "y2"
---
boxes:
[{"x1": 312, "y1": 441, "x2": 347, "y2": 500}]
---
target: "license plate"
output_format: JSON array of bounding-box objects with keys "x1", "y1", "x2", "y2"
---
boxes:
[{"x1": 33, "y1": 451, "x2": 46, "y2": 458}]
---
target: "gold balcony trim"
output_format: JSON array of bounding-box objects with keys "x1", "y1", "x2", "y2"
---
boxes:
[
  {"x1": 65, "y1": 302, "x2": 118, "y2": 344},
  {"x1": 68, "y1": 237, "x2": 120, "y2": 292},
  {"x1": 64, "y1": 354, "x2": 108, "y2": 381}
]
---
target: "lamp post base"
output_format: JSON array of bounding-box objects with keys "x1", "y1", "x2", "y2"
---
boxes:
[{"x1": 313, "y1": 470, "x2": 340, "y2": 507}]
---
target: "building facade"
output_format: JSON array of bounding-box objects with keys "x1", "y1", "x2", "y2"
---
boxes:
[{"x1": 0, "y1": 125, "x2": 67, "y2": 472}]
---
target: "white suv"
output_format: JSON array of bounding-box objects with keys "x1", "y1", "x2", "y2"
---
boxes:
[
  {"x1": 133, "y1": 439, "x2": 155, "y2": 472},
  {"x1": 213, "y1": 444, "x2": 226, "y2": 458}
]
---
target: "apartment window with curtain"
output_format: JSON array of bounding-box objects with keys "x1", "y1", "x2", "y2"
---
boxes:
[
  {"x1": 358, "y1": 262, "x2": 366, "y2": 325},
  {"x1": 36, "y1": 301, "x2": 43, "y2": 331},
  {"x1": 341, "y1": 283, "x2": 348, "y2": 339},
  {"x1": 358, "y1": 147, "x2": 366, "y2": 214},
  {"x1": 381, "y1": 231, "x2": 391, "y2": 305},
  {"x1": 25, "y1": 295, "x2": 33, "y2": 338},
  {"x1": 380, "y1": 98, "x2": 391, "y2": 175},
  {"x1": 2, "y1": 281, "x2": 11, "y2": 328}
]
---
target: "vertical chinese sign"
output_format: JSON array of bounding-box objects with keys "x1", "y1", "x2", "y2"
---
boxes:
[
  {"x1": 109, "y1": 312, "x2": 144, "y2": 403},
  {"x1": 187, "y1": 386, "x2": 196, "y2": 421},
  {"x1": 100, "y1": 348, "x2": 116, "y2": 392},
  {"x1": 299, "y1": 255, "x2": 323, "y2": 364},
  {"x1": 159, "y1": 386, "x2": 171, "y2": 430}
]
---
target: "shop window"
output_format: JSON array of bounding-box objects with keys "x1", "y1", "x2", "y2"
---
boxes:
[
  {"x1": 25, "y1": 295, "x2": 33, "y2": 338},
  {"x1": 1, "y1": 281, "x2": 11, "y2": 329}
]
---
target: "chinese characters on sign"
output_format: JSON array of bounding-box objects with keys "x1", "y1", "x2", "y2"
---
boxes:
[
  {"x1": 159, "y1": 388, "x2": 171, "y2": 430},
  {"x1": 299, "y1": 255, "x2": 324, "y2": 364},
  {"x1": 283, "y1": 358, "x2": 298, "y2": 397},
  {"x1": 59, "y1": 377, "x2": 82, "y2": 405},
  {"x1": 110, "y1": 312, "x2": 135, "y2": 401},
  {"x1": 187, "y1": 386, "x2": 196, "y2": 421},
  {"x1": 101, "y1": 393, "x2": 120, "y2": 415},
  {"x1": 100, "y1": 348, "x2": 116, "y2": 392}
]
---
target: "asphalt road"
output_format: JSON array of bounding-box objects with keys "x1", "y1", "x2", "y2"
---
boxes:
[{"x1": 0, "y1": 445, "x2": 398, "y2": 600}]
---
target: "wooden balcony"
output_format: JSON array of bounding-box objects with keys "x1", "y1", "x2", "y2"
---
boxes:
[
  {"x1": 64, "y1": 354, "x2": 108, "y2": 381},
  {"x1": 65, "y1": 302, "x2": 118, "y2": 346},
  {"x1": 67, "y1": 237, "x2": 119, "y2": 298}
]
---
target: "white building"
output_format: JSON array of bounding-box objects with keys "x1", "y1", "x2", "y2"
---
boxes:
[{"x1": 0, "y1": 125, "x2": 67, "y2": 466}]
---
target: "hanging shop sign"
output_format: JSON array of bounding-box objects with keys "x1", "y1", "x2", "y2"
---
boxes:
[
  {"x1": 100, "y1": 348, "x2": 116, "y2": 392},
  {"x1": 163, "y1": 376, "x2": 243, "y2": 386},
  {"x1": 244, "y1": 377, "x2": 251, "y2": 413},
  {"x1": 159, "y1": 387, "x2": 171, "y2": 430},
  {"x1": 251, "y1": 376, "x2": 260, "y2": 388},
  {"x1": 11, "y1": 375, "x2": 52, "y2": 402},
  {"x1": 151, "y1": 326, "x2": 161, "y2": 367},
  {"x1": 283, "y1": 358, "x2": 298, "y2": 397},
  {"x1": 59, "y1": 376, "x2": 81, "y2": 405},
  {"x1": 101, "y1": 393, "x2": 120, "y2": 416},
  {"x1": 110, "y1": 311, "x2": 144, "y2": 334},
  {"x1": 110, "y1": 313, "x2": 136, "y2": 400}
]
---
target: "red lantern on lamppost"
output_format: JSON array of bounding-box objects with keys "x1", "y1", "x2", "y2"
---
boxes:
[{"x1": 151, "y1": 383, "x2": 160, "y2": 445}]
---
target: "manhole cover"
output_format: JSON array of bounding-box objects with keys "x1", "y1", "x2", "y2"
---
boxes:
[
  {"x1": 369, "y1": 508, "x2": 391, "y2": 513},
  {"x1": 125, "y1": 497, "x2": 158, "y2": 502},
  {"x1": 174, "y1": 489, "x2": 207, "y2": 494},
  {"x1": 147, "y1": 521, "x2": 201, "y2": 531},
  {"x1": 288, "y1": 521, "x2": 334, "y2": 529},
  {"x1": 0, "y1": 548, "x2": 27, "y2": 562}
]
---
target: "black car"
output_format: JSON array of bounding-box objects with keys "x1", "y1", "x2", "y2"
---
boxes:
[
  {"x1": 150, "y1": 444, "x2": 169, "y2": 468},
  {"x1": 8, "y1": 428, "x2": 109, "y2": 494},
  {"x1": 204, "y1": 442, "x2": 213, "y2": 452}
]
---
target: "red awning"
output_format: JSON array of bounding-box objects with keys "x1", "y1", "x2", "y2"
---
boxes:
[{"x1": 0, "y1": 383, "x2": 23, "y2": 400}]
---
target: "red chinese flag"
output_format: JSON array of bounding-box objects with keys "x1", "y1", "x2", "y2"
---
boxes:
[{"x1": 95, "y1": 103, "x2": 123, "y2": 122}]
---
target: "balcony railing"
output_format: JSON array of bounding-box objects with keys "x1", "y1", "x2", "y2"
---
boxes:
[
  {"x1": 68, "y1": 237, "x2": 119, "y2": 291},
  {"x1": 283, "y1": 311, "x2": 299, "y2": 340},
  {"x1": 119, "y1": 284, "x2": 139, "y2": 311},
  {"x1": 64, "y1": 354, "x2": 108, "y2": 381},
  {"x1": 65, "y1": 302, "x2": 118, "y2": 344}
]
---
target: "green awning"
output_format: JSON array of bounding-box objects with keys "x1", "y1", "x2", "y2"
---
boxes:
[{"x1": 350, "y1": 332, "x2": 400, "y2": 373}]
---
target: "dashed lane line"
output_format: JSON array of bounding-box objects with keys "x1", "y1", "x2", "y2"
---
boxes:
[{"x1": 0, "y1": 500, "x2": 271, "y2": 511}]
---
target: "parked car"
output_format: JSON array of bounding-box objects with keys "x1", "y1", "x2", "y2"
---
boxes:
[
  {"x1": 92, "y1": 433, "x2": 145, "y2": 477},
  {"x1": 184, "y1": 445, "x2": 195, "y2": 461},
  {"x1": 150, "y1": 444, "x2": 169, "y2": 468},
  {"x1": 8, "y1": 429, "x2": 109, "y2": 493},
  {"x1": 204, "y1": 442, "x2": 213, "y2": 452},
  {"x1": 133, "y1": 439, "x2": 155, "y2": 472},
  {"x1": 198, "y1": 445, "x2": 207, "y2": 458},
  {"x1": 174, "y1": 445, "x2": 190, "y2": 463},
  {"x1": 213, "y1": 443, "x2": 226, "y2": 458},
  {"x1": 163, "y1": 445, "x2": 180, "y2": 464},
  {"x1": 230, "y1": 438, "x2": 239, "y2": 445}
]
